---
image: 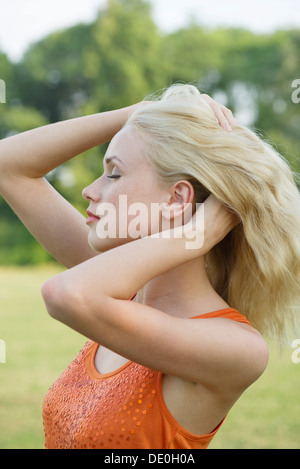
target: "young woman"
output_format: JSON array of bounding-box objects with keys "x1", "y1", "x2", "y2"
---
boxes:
[{"x1": 0, "y1": 85, "x2": 299, "y2": 449}]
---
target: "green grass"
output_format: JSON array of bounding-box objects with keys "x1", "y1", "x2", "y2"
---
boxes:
[
  {"x1": 0, "y1": 265, "x2": 299, "y2": 449},
  {"x1": 0, "y1": 265, "x2": 84, "y2": 449}
]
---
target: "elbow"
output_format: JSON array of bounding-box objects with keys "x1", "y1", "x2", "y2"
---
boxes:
[
  {"x1": 243, "y1": 335, "x2": 270, "y2": 389},
  {"x1": 41, "y1": 278, "x2": 62, "y2": 319},
  {"x1": 41, "y1": 277, "x2": 77, "y2": 321},
  {"x1": 254, "y1": 337, "x2": 269, "y2": 379}
]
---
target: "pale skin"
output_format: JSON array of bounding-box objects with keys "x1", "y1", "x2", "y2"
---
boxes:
[{"x1": 0, "y1": 96, "x2": 268, "y2": 437}]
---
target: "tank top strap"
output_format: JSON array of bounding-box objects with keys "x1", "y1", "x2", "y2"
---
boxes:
[
  {"x1": 128, "y1": 295, "x2": 250, "y2": 326},
  {"x1": 129, "y1": 294, "x2": 137, "y2": 301},
  {"x1": 190, "y1": 307, "x2": 251, "y2": 326}
]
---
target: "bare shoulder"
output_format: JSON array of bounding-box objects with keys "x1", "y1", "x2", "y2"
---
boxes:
[
  {"x1": 195, "y1": 317, "x2": 269, "y2": 393},
  {"x1": 161, "y1": 319, "x2": 269, "y2": 435}
]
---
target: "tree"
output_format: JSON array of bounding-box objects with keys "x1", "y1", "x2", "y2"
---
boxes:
[{"x1": 86, "y1": 0, "x2": 165, "y2": 112}]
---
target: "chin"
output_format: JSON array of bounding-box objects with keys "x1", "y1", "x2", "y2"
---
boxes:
[{"x1": 88, "y1": 231, "x2": 132, "y2": 253}]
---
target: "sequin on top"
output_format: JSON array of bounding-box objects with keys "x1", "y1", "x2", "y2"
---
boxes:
[{"x1": 42, "y1": 308, "x2": 251, "y2": 449}]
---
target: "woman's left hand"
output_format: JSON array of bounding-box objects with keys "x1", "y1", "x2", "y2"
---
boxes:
[{"x1": 182, "y1": 194, "x2": 240, "y2": 252}]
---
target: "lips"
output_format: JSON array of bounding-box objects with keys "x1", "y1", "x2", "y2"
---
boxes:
[{"x1": 86, "y1": 210, "x2": 100, "y2": 224}]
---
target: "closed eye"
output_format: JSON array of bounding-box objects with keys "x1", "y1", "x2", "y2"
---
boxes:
[
  {"x1": 107, "y1": 166, "x2": 121, "y2": 179},
  {"x1": 107, "y1": 174, "x2": 121, "y2": 179}
]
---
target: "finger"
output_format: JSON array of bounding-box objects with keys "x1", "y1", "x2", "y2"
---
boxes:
[
  {"x1": 201, "y1": 94, "x2": 238, "y2": 131},
  {"x1": 212, "y1": 105, "x2": 233, "y2": 131},
  {"x1": 221, "y1": 105, "x2": 239, "y2": 127}
]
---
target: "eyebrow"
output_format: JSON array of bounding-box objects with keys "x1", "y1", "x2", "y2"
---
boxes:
[{"x1": 103, "y1": 156, "x2": 124, "y2": 167}]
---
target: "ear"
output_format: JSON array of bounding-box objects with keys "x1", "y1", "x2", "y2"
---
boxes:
[{"x1": 160, "y1": 181, "x2": 195, "y2": 228}]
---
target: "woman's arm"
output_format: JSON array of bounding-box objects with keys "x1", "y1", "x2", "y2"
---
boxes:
[
  {"x1": 0, "y1": 97, "x2": 235, "y2": 269},
  {"x1": 41, "y1": 197, "x2": 268, "y2": 391},
  {"x1": 0, "y1": 105, "x2": 137, "y2": 179},
  {"x1": 0, "y1": 105, "x2": 138, "y2": 268}
]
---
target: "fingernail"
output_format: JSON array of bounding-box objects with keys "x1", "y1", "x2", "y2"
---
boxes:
[{"x1": 225, "y1": 122, "x2": 232, "y2": 131}]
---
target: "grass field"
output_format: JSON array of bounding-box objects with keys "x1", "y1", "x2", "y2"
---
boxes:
[{"x1": 0, "y1": 265, "x2": 299, "y2": 449}]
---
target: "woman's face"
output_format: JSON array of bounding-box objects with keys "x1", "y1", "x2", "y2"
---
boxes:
[{"x1": 82, "y1": 126, "x2": 170, "y2": 252}]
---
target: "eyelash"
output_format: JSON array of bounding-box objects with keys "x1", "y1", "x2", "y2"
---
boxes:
[
  {"x1": 107, "y1": 167, "x2": 121, "y2": 179},
  {"x1": 107, "y1": 174, "x2": 121, "y2": 179}
]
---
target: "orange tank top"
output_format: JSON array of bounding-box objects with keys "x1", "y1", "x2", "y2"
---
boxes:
[{"x1": 42, "y1": 303, "x2": 251, "y2": 450}]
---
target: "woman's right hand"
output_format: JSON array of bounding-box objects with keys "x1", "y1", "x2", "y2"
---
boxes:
[
  {"x1": 200, "y1": 94, "x2": 238, "y2": 131},
  {"x1": 128, "y1": 93, "x2": 238, "y2": 132}
]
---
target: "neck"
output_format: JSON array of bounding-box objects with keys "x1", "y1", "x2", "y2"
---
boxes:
[{"x1": 135, "y1": 255, "x2": 227, "y2": 318}]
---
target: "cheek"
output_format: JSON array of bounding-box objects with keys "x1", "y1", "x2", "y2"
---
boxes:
[
  {"x1": 125, "y1": 199, "x2": 164, "y2": 238},
  {"x1": 124, "y1": 181, "x2": 165, "y2": 237},
  {"x1": 94, "y1": 174, "x2": 165, "y2": 243},
  {"x1": 90, "y1": 198, "x2": 163, "y2": 248}
]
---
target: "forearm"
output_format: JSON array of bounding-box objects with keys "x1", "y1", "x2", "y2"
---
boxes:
[
  {"x1": 42, "y1": 195, "x2": 238, "y2": 342},
  {"x1": 0, "y1": 105, "x2": 135, "y2": 179},
  {"x1": 42, "y1": 196, "x2": 236, "y2": 317},
  {"x1": 42, "y1": 229, "x2": 201, "y2": 318}
]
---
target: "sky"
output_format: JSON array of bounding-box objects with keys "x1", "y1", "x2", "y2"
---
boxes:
[{"x1": 0, "y1": 0, "x2": 300, "y2": 62}]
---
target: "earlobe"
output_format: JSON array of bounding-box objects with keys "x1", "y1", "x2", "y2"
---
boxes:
[
  {"x1": 160, "y1": 201, "x2": 194, "y2": 233},
  {"x1": 160, "y1": 202, "x2": 182, "y2": 221},
  {"x1": 160, "y1": 202, "x2": 178, "y2": 232}
]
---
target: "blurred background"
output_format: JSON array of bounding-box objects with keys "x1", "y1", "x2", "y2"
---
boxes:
[{"x1": 0, "y1": 0, "x2": 299, "y2": 449}]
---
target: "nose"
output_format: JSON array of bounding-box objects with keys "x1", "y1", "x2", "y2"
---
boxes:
[{"x1": 82, "y1": 179, "x2": 101, "y2": 202}]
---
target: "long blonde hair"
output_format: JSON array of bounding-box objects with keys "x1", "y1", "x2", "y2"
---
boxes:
[{"x1": 126, "y1": 84, "x2": 300, "y2": 342}]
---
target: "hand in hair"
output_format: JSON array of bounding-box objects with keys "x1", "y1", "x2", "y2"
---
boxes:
[
  {"x1": 199, "y1": 94, "x2": 238, "y2": 132},
  {"x1": 203, "y1": 194, "x2": 240, "y2": 247},
  {"x1": 131, "y1": 91, "x2": 237, "y2": 132},
  {"x1": 182, "y1": 194, "x2": 240, "y2": 253}
]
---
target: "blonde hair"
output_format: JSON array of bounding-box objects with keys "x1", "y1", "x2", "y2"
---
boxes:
[{"x1": 126, "y1": 84, "x2": 300, "y2": 342}]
